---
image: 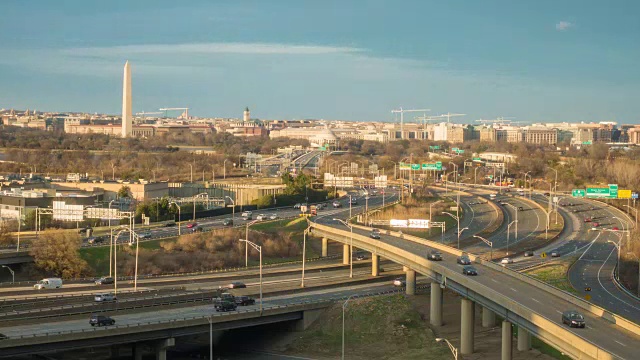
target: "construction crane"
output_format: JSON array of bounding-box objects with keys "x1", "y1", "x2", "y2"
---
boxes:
[
  {"x1": 475, "y1": 117, "x2": 516, "y2": 126},
  {"x1": 391, "y1": 107, "x2": 430, "y2": 140},
  {"x1": 135, "y1": 111, "x2": 163, "y2": 119},
  {"x1": 159, "y1": 107, "x2": 190, "y2": 119}
]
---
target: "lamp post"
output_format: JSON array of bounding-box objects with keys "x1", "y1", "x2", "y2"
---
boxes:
[
  {"x1": 170, "y1": 202, "x2": 181, "y2": 236},
  {"x1": 1, "y1": 265, "x2": 14, "y2": 284},
  {"x1": 225, "y1": 196, "x2": 235, "y2": 224},
  {"x1": 506, "y1": 203, "x2": 519, "y2": 243},
  {"x1": 507, "y1": 220, "x2": 517, "y2": 255},
  {"x1": 623, "y1": 205, "x2": 638, "y2": 228},
  {"x1": 301, "y1": 225, "x2": 311, "y2": 287},
  {"x1": 435, "y1": 338, "x2": 458, "y2": 360},
  {"x1": 608, "y1": 238, "x2": 622, "y2": 281},
  {"x1": 131, "y1": 230, "x2": 141, "y2": 291},
  {"x1": 443, "y1": 212, "x2": 460, "y2": 248},
  {"x1": 458, "y1": 227, "x2": 469, "y2": 246},
  {"x1": 244, "y1": 220, "x2": 259, "y2": 267},
  {"x1": 626, "y1": 252, "x2": 640, "y2": 297},
  {"x1": 239, "y1": 239, "x2": 262, "y2": 313},
  {"x1": 334, "y1": 218, "x2": 353, "y2": 278},
  {"x1": 473, "y1": 235, "x2": 493, "y2": 261},
  {"x1": 342, "y1": 295, "x2": 356, "y2": 360},
  {"x1": 189, "y1": 163, "x2": 193, "y2": 183},
  {"x1": 223, "y1": 159, "x2": 228, "y2": 179},
  {"x1": 429, "y1": 200, "x2": 443, "y2": 235}
]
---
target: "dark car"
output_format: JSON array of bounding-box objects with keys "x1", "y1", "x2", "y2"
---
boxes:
[
  {"x1": 518, "y1": 206, "x2": 524, "y2": 211},
  {"x1": 228, "y1": 281, "x2": 246, "y2": 289},
  {"x1": 222, "y1": 218, "x2": 234, "y2": 226},
  {"x1": 89, "y1": 314, "x2": 115, "y2": 327},
  {"x1": 191, "y1": 226, "x2": 204, "y2": 233},
  {"x1": 78, "y1": 226, "x2": 92, "y2": 234},
  {"x1": 355, "y1": 254, "x2": 368, "y2": 261},
  {"x1": 370, "y1": 231, "x2": 381, "y2": 239},
  {"x1": 95, "y1": 276, "x2": 114, "y2": 285},
  {"x1": 349, "y1": 198, "x2": 358, "y2": 205},
  {"x1": 524, "y1": 250, "x2": 534, "y2": 257},
  {"x1": 164, "y1": 221, "x2": 176, "y2": 227},
  {"x1": 235, "y1": 296, "x2": 256, "y2": 306},
  {"x1": 462, "y1": 265, "x2": 478, "y2": 276},
  {"x1": 215, "y1": 301, "x2": 237, "y2": 312},
  {"x1": 562, "y1": 311, "x2": 585, "y2": 328},
  {"x1": 457, "y1": 255, "x2": 471, "y2": 265},
  {"x1": 428, "y1": 251, "x2": 443, "y2": 261}
]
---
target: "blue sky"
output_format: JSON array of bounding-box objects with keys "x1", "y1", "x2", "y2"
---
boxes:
[{"x1": 2, "y1": 0, "x2": 640, "y2": 123}]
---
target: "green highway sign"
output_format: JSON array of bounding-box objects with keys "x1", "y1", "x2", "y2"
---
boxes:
[
  {"x1": 473, "y1": 157, "x2": 482, "y2": 161},
  {"x1": 452, "y1": 148, "x2": 459, "y2": 152},
  {"x1": 585, "y1": 184, "x2": 618, "y2": 199},
  {"x1": 429, "y1": 145, "x2": 440, "y2": 150},
  {"x1": 582, "y1": 141, "x2": 592, "y2": 145},
  {"x1": 411, "y1": 164, "x2": 421, "y2": 170},
  {"x1": 422, "y1": 162, "x2": 443, "y2": 171},
  {"x1": 571, "y1": 189, "x2": 586, "y2": 198},
  {"x1": 456, "y1": 149, "x2": 465, "y2": 154}
]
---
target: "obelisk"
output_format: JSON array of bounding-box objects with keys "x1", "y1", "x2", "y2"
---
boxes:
[{"x1": 121, "y1": 61, "x2": 132, "y2": 138}]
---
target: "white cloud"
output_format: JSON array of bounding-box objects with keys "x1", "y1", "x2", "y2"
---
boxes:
[{"x1": 556, "y1": 21, "x2": 573, "y2": 31}]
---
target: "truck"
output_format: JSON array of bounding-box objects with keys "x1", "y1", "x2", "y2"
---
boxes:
[{"x1": 34, "y1": 278, "x2": 63, "y2": 290}]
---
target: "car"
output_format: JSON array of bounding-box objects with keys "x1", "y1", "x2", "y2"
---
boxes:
[
  {"x1": 85, "y1": 236, "x2": 97, "y2": 244},
  {"x1": 215, "y1": 300, "x2": 237, "y2": 312},
  {"x1": 293, "y1": 203, "x2": 301, "y2": 209},
  {"x1": 457, "y1": 255, "x2": 471, "y2": 265},
  {"x1": 355, "y1": 254, "x2": 368, "y2": 261},
  {"x1": 524, "y1": 251, "x2": 534, "y2": 257},
  {"x1": 393, "y1": 277, "x2": 406, "y2": 287},
  {"x1": 90, "y1": 314, "x2": 115, "y2": 327},
  {"x1": 584, "y1": 217, "x2": 592, "y2": 222},
  {"x1": 332, "y1": 201, "x2": 342, "y2": 208},
  {"x1": 428, "y1": 251, "x2": 443, "y2": 261},
  {"x1": 501, "y1": 258, "x2": 513, "y2": 264},
  {"x1": 612, "y1": 226, "x2": 619, "y2": 231},
  {"x1": 222, "y1": 218, "x2": 234, "y2": 226},
  {"x1": 186, "y1": 222, "x2": 197, "y2": 229},
  {"x1": 164, "y1": 221, "x2": 176, "y2": 227},
  {"x1": 138, "y1": 231, "x2": 152, "y2": 239},
  {"x1": 95, "y1": 276, "x2": 114, "y2": 285},
  {"x1": 462, "y1": 265, "x2": 478, "y2": 276},
  {"x1": 551, "y1": 251, "x2": 560, "y2": 257},
  {"x1": 543, "y1": 192, "x2": 550, "y2": 196},
  {"x1": 78, "y1": 226, "x2": 92, "y2": 234},
  {"x1": 191, "y1": 226, "x2": 203, "y2": 233},
  {"x1": 269, "y1": 214, "x2": 278, "y2": 220},
  {"x1": 349, "y1": 198, "x2": 358, "y2": 205},
  {"x1": 94, "y1": 293, "x2": 117, "y2": 302},
  {"x1": 234, "y1": 295, "x2": 256, "y2": 306},
  {"x1": 370, "y1": 231, "x2": 381, "y2": 239},
  {"x1": 592, "y1": 222, "x2": 599, "y2": 227},
  {"x1": 241, "y1": 211, "x2": 253, "y2": 218},
  {"x1": 256, "y1": 214, "x2": 266, "y2": 221},
  {"x1": 518, "y1": 206, "x2": 524, "y2": 211},
  {"x1": 561, "y1": 310, "x2": 586, "y2": 328},
  {"x1": 228, "y1": 281, "x2": 246, "y2": 289}
]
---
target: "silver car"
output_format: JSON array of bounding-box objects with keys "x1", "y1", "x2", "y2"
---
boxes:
[{"x1": 94, "y1": 293, "x2": 117, "y2": 302}]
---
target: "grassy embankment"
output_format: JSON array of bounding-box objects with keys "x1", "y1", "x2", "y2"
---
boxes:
[{"x1": 524, "y1": 262, "x2": 579, "y2": 295}]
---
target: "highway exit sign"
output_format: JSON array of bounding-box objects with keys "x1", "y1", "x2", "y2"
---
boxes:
[{"x1": 571, "y1": 189, "x2": 586, "y2": 198}]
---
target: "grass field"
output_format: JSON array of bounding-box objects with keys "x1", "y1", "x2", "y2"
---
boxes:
[
  {"x1": 79, "y1": 238, "x2": 176, "y2": 276},
  {"x1": 525, "y1": 263, "x2": 578, "y2": 295}
]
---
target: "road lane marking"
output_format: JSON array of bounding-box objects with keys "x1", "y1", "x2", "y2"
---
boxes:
[
  {"x1": 531, "y1": 298, "x2": 540, "y2": 303},
  {"x1": 614, "y1": 340, "x2": 626, "y2": 347},
  {"x1": 510, "y1": 288, "x2": 518, "y2": 292}
]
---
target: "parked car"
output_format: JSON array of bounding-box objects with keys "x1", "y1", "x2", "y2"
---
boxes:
[
  {"x1": 138, "y1": 231, "x2": 152, "y2": 239},
  {"x1": 457, "y1": 255, "x2": 471, "y2": 265},
  {"x1": 592, "y1": 222, "x2": 599, "y2": 228},
  {"x1": 95, "y1": 276, "x2": 114, "y2": 285},
  {"x1": 164, "y1": 221, "x2": 176, "y2": 227},
  {"x1": 269, "y1": 214, "x2": 278, "y2": 220},
  {"x1": 332, "y1": 201, "x2": 342, "y2": 208},
  {"x1": 428, "y1": 250, "x2": 443, "y2": 261},
  {"x1": 543, "y1": 192, "x2": 550, "y2": 196},
  {"x1": 256, "y1": 214, "x2": 266, "y2": 221},
  {"x1": 228, "y1": 281, "x2": 246, "y2": 289},
  {"x1": 89, "y1": 314, "x2": 115, "y2": 327},
  {"x1": 561, "y1": 310, "x2": 585, "y2": 328},
  {"x1": 235, "y1": 296, "x2": 256, "y2": 306},
  {"x1": 393, "y1": 278, "x2": 406, "y2": 287},
  {"x1": 462, "y1": 265, "x2": 478, "y2": 276},
  {"x1": 501, "y1": 258, "x2": 514, "y2": 264},
  {"x1": 186, "y1": 222, "x2": 197, "y2": 229},
  {"x1": 222, "y1": 218, "x2": 234, "y2": 226},
  {"x1": 94, "y1": 293, "x2": 117, "y2": 302},
  {"x1": 584, "y1": 217, "x2": 592, "y2": 222},
  {"x1": 524, "y1": 251, "x2": 534, "y2": 257}
]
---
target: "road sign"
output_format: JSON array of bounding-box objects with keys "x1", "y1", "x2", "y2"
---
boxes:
[
  {"x1": 618, "y1": 189, "x2": 632, "y2": 199},
  {"x1": 582, "y1": 141, "x2": 593, "y2": 145},
  {"x1": 540, "y1": 252, "x2": 547, "y2": 258},
  {"x1": 633, "y1": 192, "x2": 639, "y2": 199},
  {"x1": 609, "y1": 184, "x2": 618, "y2": 198},
  {"x1": 429, "y1": 145, "x2": 440, "y2": 150},
  {"x1": 571, "y1": 189, "x2": 586, "y2": 198},
  {"x1": 452, "y1": 148, "x2": 459, "y2": 152},
  {"x1": 586, "y1": 186, "x2": 617, "y2": 199},
  {"x1": 408, "y1": 219, "x2": 430, "y2": 228},
  {"x1": 456, "y1": 149, "x2": 465, "y2": 154},
  {"x1": 473, "y1": 157, "x2": 482, "y2": 161},
  {"x1": 399, "y1": 163, "x2": 410, "y2": 170}
]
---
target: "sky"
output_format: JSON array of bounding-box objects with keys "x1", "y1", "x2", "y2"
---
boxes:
[{"x1": 2, "y1": 0, "x2": 640, "y2": 123}]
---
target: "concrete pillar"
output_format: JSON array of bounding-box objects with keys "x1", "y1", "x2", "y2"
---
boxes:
[
  {"x1": 133, "y1": 343, "x2": 144, "y2": 360},
  {"x1": 430, "y1": 282, "x2": 443, "y2": 326},
  {"x1": 405, "y1": 269, "x2": 416, "y2": 295},
  {"x1": 482, "y1": 307, "x2": 496, "y2": 328},
  {"x1": 342, "y1": 244, "x2": 349, "y2": 265},
  {"x1": 371, "y1": 255, "x2": 380, "y2": 276},
  {"x1": 460, "y1": 298, "x2": 475, "y2": 355},
  {"x1": 402, "y1": 265, "x2": 409, "y2": 272},
  {"x1": 321, "y1": 238, "x2": 328, "y2": 257},
  {"x1": 502, "y1": 321, "x2": 513, "y2": 360},
  {"x1": 155, "y1": 338, "x2": 175, "y2": 360},
  {"x1": 517, "y1": 327, "x2": 531, "y2": 351}
]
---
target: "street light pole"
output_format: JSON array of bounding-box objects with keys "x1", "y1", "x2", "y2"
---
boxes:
[
  {"x1": 473, "y1": 235, "x2": 493, "y2": 261},
  {"x1": 240, "y1": 239, "x2": 263, "y2": 313},
  {"x1": 1, "y1": 265, "x2": 14, "y2": 284},
  {"x1": 244, "y1": 220, "x2": 258, "y2": 267},
  {"x1": 429, "y1": 200, "x2": 443, "y2": 236},
  {"x1": 301, "y1": 225, "x2": 311, "y2": 287},
  {"x1": 225, "y1": 196, "x2": 235, "y2": 225},
  {"x1": 170, "y1": 202, "x2": 181, "y2": 236},
  {"x1": 608, "y1": 239, "x2": 621, "y2": 280},
  {"x1": 223, "y1": 159, "x2": 228, "y2": 179},
  {"x1": 435, "y1": 338, "x2": 458, "y2": 360},
  {"x1": 443, "y1": 212, "x2": 460, "y2": 248},
  {"x1": 507, "y1": 220, "x2": 516, "y2": 255}
]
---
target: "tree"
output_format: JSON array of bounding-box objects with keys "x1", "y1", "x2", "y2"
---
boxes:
[
  {"x1": 0, "y1": 220, "x2": 15, "y2": 246},
  {"x1": 118, "y1": 185, "x2": 131, "y2": 198},
  {"x1": 29, "y1": 230, "x2": 90, "y2": 278}
]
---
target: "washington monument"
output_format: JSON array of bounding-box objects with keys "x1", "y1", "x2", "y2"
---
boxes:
[{"x1": 121, "y1": 60, "x2": 132, "y2": 137}]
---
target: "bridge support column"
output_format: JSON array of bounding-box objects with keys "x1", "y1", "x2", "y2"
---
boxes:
[
  {"x1": 517, "y1": 327, "x2": 531, "y2": 351},
  {"x1": 402, "y1": 265, "x2": 409, "y2": 272},
  {"x1": 342, "y1": 244, "x2": 349, "y2": 265},
  {"x1": 155, "y1": 338, "x2": 175, "y2": 360},
  {"x1": 371, "y1": 255, "x2": 380, "y2": 276},
  {"x1": 321, "y1": 237, "x2": 328, "y2": 257},
  {"x1": 502, "y1": 321, "x2": 513, "y2": 360},
  {"x1": 133, "y1": 343, "x2": 145, "y2": 360},
  {"x1": 460, "y1": 298, "x2": 475, "y2": 355},
  {"x1": 405, "y1": 269, "x2": 416, "y2": 295},
  {"x1": 482, "y1": 307, "x2": 496, "y2": 327},
  {"x1": 430, "y1": 282, "x2": 442, "y2": 326}
]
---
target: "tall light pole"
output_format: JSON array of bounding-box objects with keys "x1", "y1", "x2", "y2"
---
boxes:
[
  {"x1": 225, "y1": 196, "x2": 235, "y2": 224},
  {"x1": 301, "y1": 225, "x2": 311, "y2": 287},
  {"x1": 435, "y1": 338, "x2": 458, "y2": 360},
  {"x1": 1, "y1": 265, "x2": 14, "y2": 284},
  {"x1": 169, "y1": 202, "x2": 181, "y2": 236},
  {"x1": 223, "y1": 159, "x2": 228, "y2": 179},
  {"x1": 443, "y1": 212, "x2": 460, "y2": 248},
  {"x1": 507, "y1": 220, "x2": 517, "y2": 255},
  {"x1": 473, "y1": 235, "x2": 493, "y2": 261},
  {"x1": 342, "y1": 294, "x2": 356, "y2": 360},
  {"x1": 334, "y1": 218, "x2": 353, "y2": 278},
  {"x1": 429, "y1": 200, "x2": 443, "y2": 235},
  {"x1": 189, "y1": 163, "x2": 193, "y2": 183},
  {"x1": 132, "y1": 230, "x2": 141, "y2": 291},
  {"x1": 506, "y1": 203, "x2": 519, "y2": 243},
  {"x1": 244, "y1": 220, "x2": 259, "y2": 267},
  {"x1": 608, "y1": 239, "x2": 622, "y2": 281},
  {"x1": 240, "y1": 239, "x2": 262, "y2": 313}
]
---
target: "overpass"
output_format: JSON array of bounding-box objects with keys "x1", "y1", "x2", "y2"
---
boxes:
[{"x1": 310, "y1": 218, "x2": 640, "y2": 360}]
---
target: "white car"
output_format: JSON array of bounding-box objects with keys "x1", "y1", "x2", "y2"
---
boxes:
[
  {"x1": 393, "y1": 278, "x2": 406, "y2": 287},
  {"x1": 500, "y1": 258, "x2": 513, "y2": 264},
  {"x1": 94, "y1": 293, "x2": 117, "y2": 302},
  {"x1": 139, "y1": 232, "x2": 152, "y2": 239},
  {"x1": 256, "y1": 214, "x2": 266, "y2": 221},
  {"x1": 269, "y1": 214, "x2": 278, "y2": 220},
  {"x1": 241, "y1": 211, "x2": 253, "y2": 218}
]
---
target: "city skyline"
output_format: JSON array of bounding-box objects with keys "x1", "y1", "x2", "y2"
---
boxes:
[{"x1": 2, "y1": 1, "x2": 640, "y2": 123}]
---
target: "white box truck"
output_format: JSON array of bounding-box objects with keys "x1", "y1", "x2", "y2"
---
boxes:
[{"x1": 33, "y1": 278, "x2": 62, "y2": 290}]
